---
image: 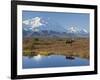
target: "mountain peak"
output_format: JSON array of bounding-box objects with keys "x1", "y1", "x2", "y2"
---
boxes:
[
  {"x1": 66, "y1": 26, "x2": 88, "y2": 34},
  {"x1": 82, "y1": 29, "x2": 88, "y2": 33},
  {"x1": 67, "y1": 26, "x2": 79, "y2": 33}
]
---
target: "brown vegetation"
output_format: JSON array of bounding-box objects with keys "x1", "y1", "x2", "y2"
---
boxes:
[{"x1": 23, "y1": 38, "x2": 89, "y2": 59}]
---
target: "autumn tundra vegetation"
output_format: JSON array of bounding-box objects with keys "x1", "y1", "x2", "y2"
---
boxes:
[{"x1": 23, "y1": 37, "x2": 89, "y2": 59}]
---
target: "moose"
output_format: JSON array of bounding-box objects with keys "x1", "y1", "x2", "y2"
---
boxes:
[{"x1": 65, "y1": 39, "x2": 75, "y2": 46}]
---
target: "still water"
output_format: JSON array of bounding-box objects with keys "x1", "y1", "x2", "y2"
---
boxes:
[{"x1": 23, "y1": 55, "x2": 89, "y2": 69}]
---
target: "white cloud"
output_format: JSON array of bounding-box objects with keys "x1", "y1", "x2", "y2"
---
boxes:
[
  {"x1": 22, "y1": 17, "x2": 45, "y2": 30},
  {"x1": 31, "y1": 17, "x2": 43, "y2": 28},
  {"x1": 23, "y1": 19, "x2": 30, "y2": 25},
  {"x1": 34, "y1": 28, "x2": 39, "y2": 32}
]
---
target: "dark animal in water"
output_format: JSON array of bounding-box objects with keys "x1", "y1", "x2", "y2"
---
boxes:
[{"x1": 65, "y1": 39, "x2": 75, "y2": 46}]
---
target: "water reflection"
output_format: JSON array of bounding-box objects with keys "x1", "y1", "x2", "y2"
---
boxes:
[
  {"x1": 23, "y1": 54, "x2": 89, "y2": 69},
  {"x1": 65, "y1": 56, "x2": 75, "y2": 60},
  {"x1": 33, "y1": 54, "x2": 42, "y2": 61}
]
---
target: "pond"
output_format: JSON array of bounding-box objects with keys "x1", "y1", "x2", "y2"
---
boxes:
[{"x1": 22, "y1": 55, "x2": 89, "y2": 69}]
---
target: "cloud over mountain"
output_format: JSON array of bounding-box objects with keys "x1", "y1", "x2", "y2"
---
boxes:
[{"x1": 23, "y1": 17, "x2": 47, "y2": 31}]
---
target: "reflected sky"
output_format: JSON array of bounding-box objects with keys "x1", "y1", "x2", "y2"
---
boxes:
[{"x1": 23, "y1": 55, "x2": 89, "y2": 69}]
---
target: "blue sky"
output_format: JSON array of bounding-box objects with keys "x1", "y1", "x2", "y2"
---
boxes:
[{"x1": 22, "y1": 11, "x2": 90, "y2": 32}]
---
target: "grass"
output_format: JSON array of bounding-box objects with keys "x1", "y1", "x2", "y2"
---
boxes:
[{"x1": 23, "y1": 37, "x2": 89, "y2": 59}]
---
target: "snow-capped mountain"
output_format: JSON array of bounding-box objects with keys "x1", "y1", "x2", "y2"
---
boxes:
[
  {"x1": 23, "y1": 17, "x2": 89, "y2": 38},
  {"x1": 66, "y1": 27, "x2": 88, "y2": 34},
  {"x1": 66, "y1": 27, "x2": 80, "y2": 33},
  {"x1": 23, "y1": 27, "x2": 89, "y2": 38},
  {"x1": 80, "y1": 29, "x2": 88, "y2": 33},
  {"x1": 23, "y1": 17, "x2": 67, "y2": 32}
]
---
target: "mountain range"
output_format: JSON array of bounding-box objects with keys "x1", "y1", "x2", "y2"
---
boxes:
[
  {"x1": 23, "y1": 17, "x2": 89, "y2": 38},
  {"x1": 23, "y1": 26, "x2": 89, "y2": 38}
]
